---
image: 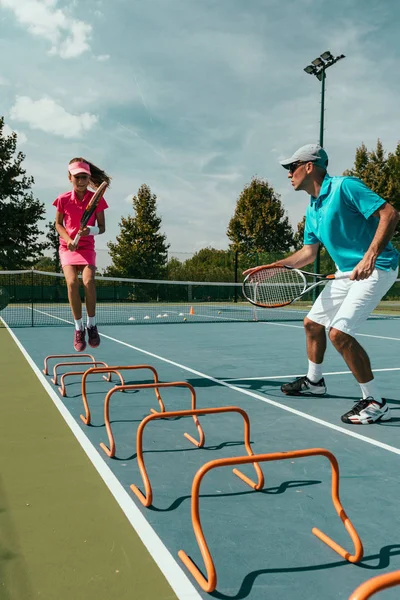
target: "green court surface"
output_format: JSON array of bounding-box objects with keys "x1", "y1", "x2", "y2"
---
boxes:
[{"x1": 0, "y1": 328, "x2": 178, "y2": 600}]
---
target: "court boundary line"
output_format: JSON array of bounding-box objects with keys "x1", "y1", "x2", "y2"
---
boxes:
[{"x1": 2, "y1": 323, "x2": 203, "y2": 600}]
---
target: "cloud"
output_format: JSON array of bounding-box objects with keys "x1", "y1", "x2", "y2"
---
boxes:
[
  {"x1": 9, "y1": 96, "x2": 98, "y2": 138},
  {"x1": 0, "y1": 0, "x2": 92, "y2": 58}
]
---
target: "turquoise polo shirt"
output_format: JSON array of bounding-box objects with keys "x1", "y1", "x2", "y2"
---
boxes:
[{"x1": 304, "y1": 174, "x2": 399, "y2": 272}]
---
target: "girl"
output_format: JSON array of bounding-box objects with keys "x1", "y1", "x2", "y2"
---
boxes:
[{"x1": 54, "y1": 158, "x2": 111, "y2": 352}]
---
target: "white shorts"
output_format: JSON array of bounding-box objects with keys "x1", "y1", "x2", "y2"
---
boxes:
[{"x1": 307, "y1": 267, "x2": 399, "y2": 336}]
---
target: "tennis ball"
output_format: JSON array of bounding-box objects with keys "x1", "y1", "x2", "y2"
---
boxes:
[
  {"x1": 218, "y1": 311, "x2": 221, "y2": 314},
  {"x1": 183, "y1": 317, "x2": 187, "y2": 321}
]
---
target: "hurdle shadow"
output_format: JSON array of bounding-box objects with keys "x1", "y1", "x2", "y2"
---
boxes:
[
  {"x1": 209, "y1": 544, "x2": 400, "y2": 599},
  {"x1": 148, "y1": 479, "x2": 322, "y2": 513},
  {"x1": 113, "y1": 439, "x2": 248, "y2": 462}
]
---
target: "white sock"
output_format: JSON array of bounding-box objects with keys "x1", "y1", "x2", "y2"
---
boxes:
[
  {"x1": 87, "y1": 315, "x2": 96, "y2": 328},
  {"x1": 307, "y1": 360, "x2": 323, "y2": 384},
  {"x1": 359, "y1": 379, "x2": 382, "y2": 404},
  {"x1": 74, "y1": 318, "x2": 84, "y2": 331}
]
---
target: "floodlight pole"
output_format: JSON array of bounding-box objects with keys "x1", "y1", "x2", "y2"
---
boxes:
[
  {"x1": 304, "y1": 52, "x2": 345, "y2": 299},
  {"x1": 314, "y1": 68, "x2": 326, "y2": 284},
  {"x1": 319, "y1": 69, "x2": 326, "y2": 148}
]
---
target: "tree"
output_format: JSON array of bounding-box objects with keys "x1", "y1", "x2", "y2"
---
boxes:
[
  {"x1": 106, "y1": 183, "x2": 169, "y2": 278},
  {"x1": 45, "y1": 220, "x2": 61, "y2": 271},
  {"x1": 227, "y1": 176, "x2": 294, "y2": 256},
  {"x1": 344, "y1": 139, "x2": 400, "y2": 211},
  {"x1": 34, "y1": 256, "x2": 56, "y2": 271},
  {"x1": 0, "y1": 117, "x2": 47, "y2": 269},
  {"x1": 344, "y1": 139, "x2": 400, "y2": 246},
  {"x1": 293, "y1": 216, "x2": 306, "y2": 251},
  {"x1": 167, "y1": 248, "x2": 235, "y2": 282}
]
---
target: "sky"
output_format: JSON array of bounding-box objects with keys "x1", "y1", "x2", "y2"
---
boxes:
[{"x1": 1, "y1": 0, "x2": 399, "y2": 270}]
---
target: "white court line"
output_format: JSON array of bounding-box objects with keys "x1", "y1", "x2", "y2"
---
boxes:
[
  {"x1": 2, "y1": 322, "x2": 202, "y2": 600},
  {"x1": 222, "y1": 367, "x2": 400, "y2": 382},
  {"x1": 258, "y1": 320, "x2": 400, "y2": 341}
]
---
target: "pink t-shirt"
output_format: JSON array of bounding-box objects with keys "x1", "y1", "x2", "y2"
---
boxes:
[{"x1": 53, "y1": 189, "x2": 108, "y2": 250}]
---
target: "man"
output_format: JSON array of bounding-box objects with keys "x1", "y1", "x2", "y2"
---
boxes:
[{"x1": 257, "y1": 144, "x2": 398, "y2": 424}]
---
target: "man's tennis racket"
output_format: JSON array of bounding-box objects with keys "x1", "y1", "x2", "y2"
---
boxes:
[
  {"x1": 72, "y1": 181, "x2": 108, "y2": 248},
  {"x1": 242, "y1": 265, "x2": 351, "y2": 308}
]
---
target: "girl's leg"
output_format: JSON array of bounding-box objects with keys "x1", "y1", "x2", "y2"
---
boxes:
[
  {"x1": 63, "y1": 265, "x2": 82, "y2": 321},
  {"x1": 82, "y1": 265, "x2": 100, "y2": 348},
  {"x1": 63, "y1": 265, "x2": 86, "y2": 351},
  {"x1": 82, "y1": 265, "x2": 96, "y2": 319}
]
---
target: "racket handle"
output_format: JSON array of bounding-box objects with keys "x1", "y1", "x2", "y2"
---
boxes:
[
  {"x1": 334, "y1": 271, "x2": 353, "y2": 280},
  {"x1": 72, "y1": 233, "x2": 81, "y2": 248}
]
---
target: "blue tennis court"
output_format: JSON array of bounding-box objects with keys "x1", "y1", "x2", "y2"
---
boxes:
[{"x1": 4, "y1": 307, "x2": 400, "y2": 599}]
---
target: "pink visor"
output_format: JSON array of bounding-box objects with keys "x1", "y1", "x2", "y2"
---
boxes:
[{"x1": 68, "y1": 161, "x2": 91, "y2": 176}]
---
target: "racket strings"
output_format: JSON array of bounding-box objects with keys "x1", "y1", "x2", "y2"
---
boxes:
[{"x1": 244, "y1": 268, "x2": 306, "y2": 307}]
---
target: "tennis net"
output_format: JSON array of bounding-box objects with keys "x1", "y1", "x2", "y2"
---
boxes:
[{"x1": 0, "y1": 270, "x2": 399, "y2": 328}]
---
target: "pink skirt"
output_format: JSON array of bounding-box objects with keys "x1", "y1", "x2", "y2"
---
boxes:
[{"x1": 60, "y1": 247, "x2": 96, "y2": 267}]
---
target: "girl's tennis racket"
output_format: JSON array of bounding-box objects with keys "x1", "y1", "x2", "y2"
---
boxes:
[
  {"x1": 72, "y1": 181, "x2": 108, "y2": 247},
  {"x1": 242, "y1": 265, "x2": 351, "y2": 308}
]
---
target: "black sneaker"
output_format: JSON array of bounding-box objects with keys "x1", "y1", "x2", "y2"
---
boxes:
[
  {"x1": 281, "y1": 375, "x2": 327, "y2": 396},
  {"x1": 341, "y1": 397, "x2": 391, "y2": 425}
]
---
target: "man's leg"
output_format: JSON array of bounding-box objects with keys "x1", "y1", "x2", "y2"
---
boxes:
[
  {"x1": 329, "y1": 327, "x2": 391, "y2": 424},
  {"x1": 328, "y1": 328, "x2": 373, "y2": 383},
  {"x1": 327, "y1": 268, "x2": 397, "y2": 424},
  {"x1": 281, "y1": 317, "x2": 327, "y2": 396}
]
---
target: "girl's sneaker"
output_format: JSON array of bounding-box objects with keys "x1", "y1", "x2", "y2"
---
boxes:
[
  {"x1": 74, "y1": 328, "x2": 86, "y2": 352},
  {"x1": 87, "y1": 325, "x2": 100, "y2": 348}
]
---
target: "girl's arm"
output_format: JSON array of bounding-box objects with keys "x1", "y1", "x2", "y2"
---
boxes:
[
  {"x1": 78, "y1": 211, "x2": 106, "y2": 237},
  {"x1": 95, "y1": 210, "x2": 105, "y2": 234},
  {"x1": 55, "y1": 210, "x2": 76, "y2": 251}
]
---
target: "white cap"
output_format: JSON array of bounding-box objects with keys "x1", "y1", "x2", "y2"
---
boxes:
[{"x1": 280, "y1": 144, "x2": 328, "y2": 170}]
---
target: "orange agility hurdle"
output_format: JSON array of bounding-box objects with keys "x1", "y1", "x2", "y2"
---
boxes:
[
  {"x1": 178, "y1": 448, "x2": 364, "y2": 593},
  {"x1": 130, "y1": 405, "x2": 264, "y2": 507},
  {"x1": 51, "y1": 360, "x2": 113, "y2": 386},
  {"x1": 81, "y1": 365, "x2": 164, "y2": 426},
  {"x1": 99, "y1": 381, "x2": 201, "y2": 458},
  {"x1": 43, "y1": 353, "x2": 96, "y2": 375},
  {"x1": 349, "y1": 570, "x2": 400, "y2": 599},
  {"x1": 53, "y1": 361, "x2": 117, "y2": 397}
]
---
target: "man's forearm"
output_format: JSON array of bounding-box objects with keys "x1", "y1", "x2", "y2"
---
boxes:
[
  {"x1": 276, "y1": 244, "x2": 320, "y2": 269},
  {"x1": 366, "y1": 209, "x2": 399, "y2": 259}
]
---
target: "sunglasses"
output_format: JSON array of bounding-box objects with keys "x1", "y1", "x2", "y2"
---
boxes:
[{"x1": 288, "y1": 161, "x2": 306, "y2": 174}]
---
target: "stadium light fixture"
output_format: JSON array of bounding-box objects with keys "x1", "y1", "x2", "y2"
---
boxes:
[
  {"x1": 312, "y1": 57, "x2": 324, "y2": 67},
  {"x1": 321, "y1": 50, "x2": 334, "y2": 61}
]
